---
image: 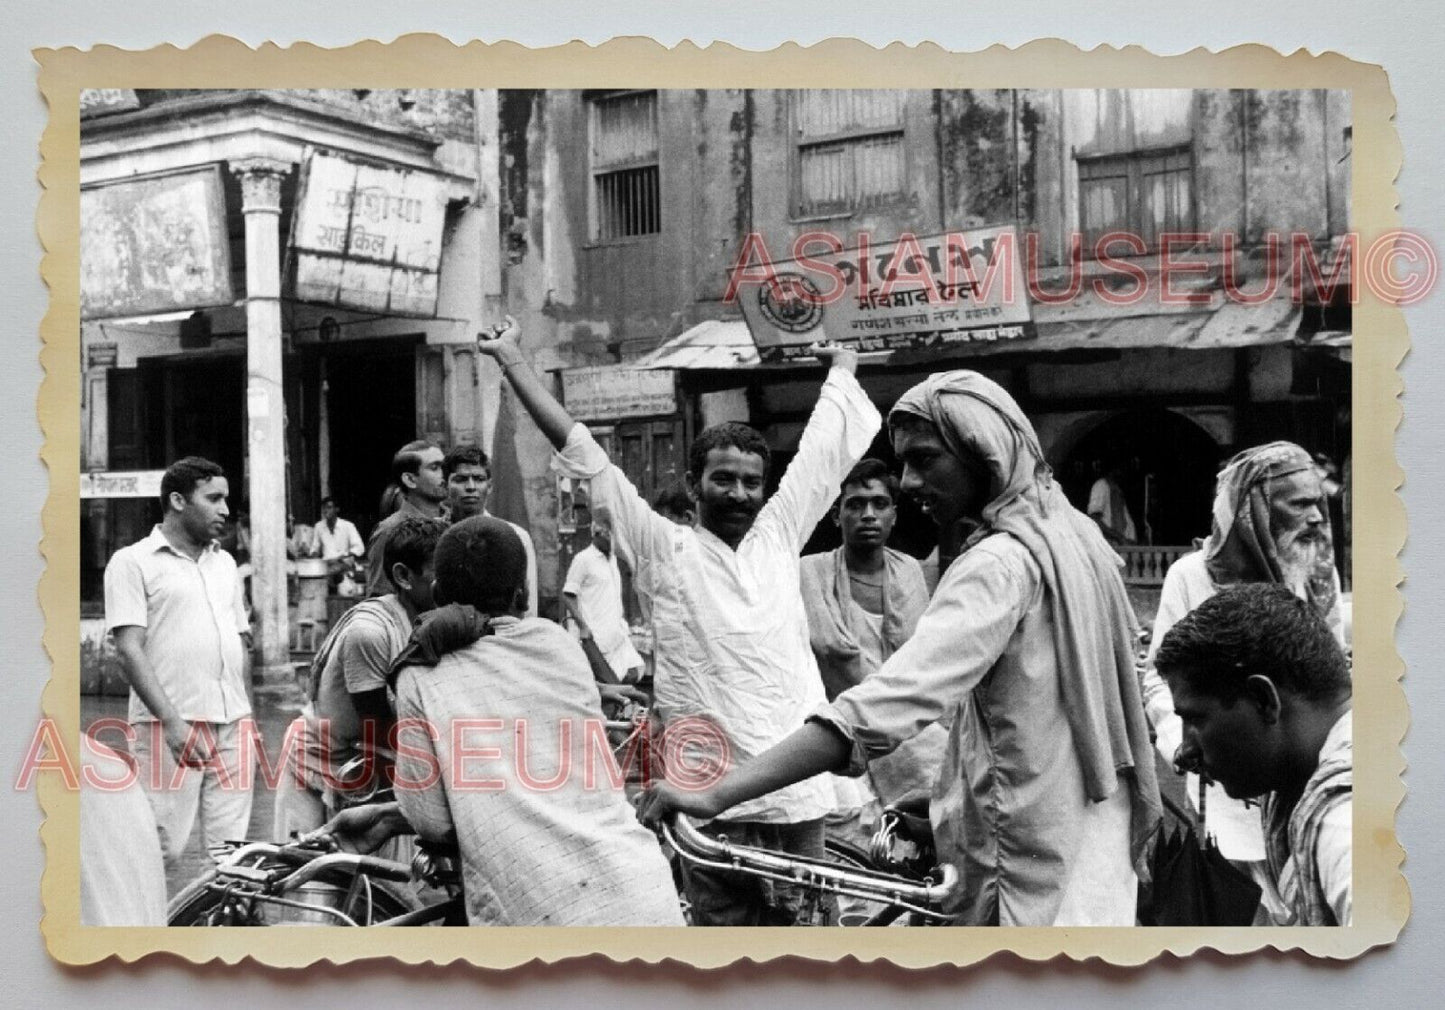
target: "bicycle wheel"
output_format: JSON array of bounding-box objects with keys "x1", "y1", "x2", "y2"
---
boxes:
[
  {"x1": 168, "y1": 865, "x2": 419, "y2": 926},
  {"x1": 822, "y1": 837, "x2": 908, "y2": 927}
]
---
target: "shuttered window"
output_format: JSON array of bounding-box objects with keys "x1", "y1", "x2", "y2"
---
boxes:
[
  {"x1": 792, "y1": 90, "x2": 908, "y2": 217},
  {"x1": 1079, "y1": 147, "x2": 1193, "y2": 253},
  {"x1": 590, "y1": 91, "x2": 661, "y2": 241}
]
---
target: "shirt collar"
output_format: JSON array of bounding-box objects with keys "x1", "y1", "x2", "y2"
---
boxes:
[{"x1": 144, "y1": 524, "x2": 220, "y2": 558}]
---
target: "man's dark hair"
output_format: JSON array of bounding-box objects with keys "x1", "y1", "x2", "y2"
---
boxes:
[
  {"x1": 391, "y1": 440, "x2": 440, "y2": 483},
  {"x1": 160, "y1": 456, "x2": 225, "y2": 508},
  {"x1": 442, "y1": 444, "x2": 490, "y2": 480},
  {"x1": 320, "y1": 496, "x2": 337, "y2": 507},
  {"x1": 687, "y1": 422, "x2": 771, "y2": 481},
  {"x1": 382, "y1": 515, "x2": 448, "y2": 589},
  {"x1": 651, "y1": 480, "x2": 693, "y2": 518},
  {"x1": 840, "y1": 458, "x2": 900, "y2": 504},
  {"x1": 432, "y1": 516, "x2": 528, "y2": 613},
  {"x1": 1154, "y1": 583, "x2": 1350, "y2": 705}
]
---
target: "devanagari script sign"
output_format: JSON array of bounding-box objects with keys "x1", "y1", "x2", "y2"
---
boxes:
[{"x1": 291, "y1": 151, "x2": 448, "y2": 316}]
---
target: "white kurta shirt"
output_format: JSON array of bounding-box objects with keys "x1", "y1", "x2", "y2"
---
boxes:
[{"x1": 553, "y1": 367, "x2": 881, "y2": 823}]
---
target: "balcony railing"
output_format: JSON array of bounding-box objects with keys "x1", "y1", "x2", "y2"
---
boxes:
[{"x1": 1117, "y1": 545, "x2": 1193, "y2": 586}]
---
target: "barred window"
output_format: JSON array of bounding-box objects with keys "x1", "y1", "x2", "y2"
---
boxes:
[
  {"x1": 792, "y1": 90, "x2": 908, "y2": 217},
  {"x1": 1079, "y1": 147, "x2": 1193, "y2": 253},
  {"x1": 589, "y1": 91, "x2": 660, "y2": 241}
]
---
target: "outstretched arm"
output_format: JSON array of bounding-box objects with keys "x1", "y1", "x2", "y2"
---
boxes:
[
  {"x1": 637, "y1": 721, "x2": 849, "y2": 824},
  {"x1": 477, "y1": 316, "x2": 574, "y2": 450},
  {"x1": 757, "y1": 339, "x2": 880, "y2": 552}
]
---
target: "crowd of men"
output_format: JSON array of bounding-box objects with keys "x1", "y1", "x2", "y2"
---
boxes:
[{"x1": 85, "y1": 316, "x2": 1353, "y2": 930}]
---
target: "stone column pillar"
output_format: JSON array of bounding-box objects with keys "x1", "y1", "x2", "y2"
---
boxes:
[{"x1": 230, "y1": 157, "x2": 293, "y2": 682}]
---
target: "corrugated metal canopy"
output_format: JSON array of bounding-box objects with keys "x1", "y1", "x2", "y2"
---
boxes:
[{"x1": 635, "y1": 318, "x2": 759, "y2": 370}]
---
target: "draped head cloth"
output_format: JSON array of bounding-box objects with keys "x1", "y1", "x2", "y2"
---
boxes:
[
  {"x1": 889, "y1": 370, "x2": 1162, "y2": 879},
  {"x1": 1204, "y1": 441, "x2": 1341, "y2": 632}
]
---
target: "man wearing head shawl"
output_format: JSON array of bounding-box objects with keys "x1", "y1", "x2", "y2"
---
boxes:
[
  {"x1": 1142, "y1": 440, "x2": 1346, "y2": 924},
  {"x1": 642, "y1": 371, "x2": 1161, "y2": 926}
]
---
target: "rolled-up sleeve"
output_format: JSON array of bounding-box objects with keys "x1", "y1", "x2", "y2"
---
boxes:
[{"x1": 813, "y1": 539, "x2": 1036, "y2": 776}]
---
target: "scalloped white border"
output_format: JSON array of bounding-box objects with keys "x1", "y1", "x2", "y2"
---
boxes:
[{"x1": 34, "y1": 34, "x2": 1409, "y2": 969}]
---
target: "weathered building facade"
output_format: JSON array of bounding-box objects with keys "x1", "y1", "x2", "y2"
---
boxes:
[
  {"x1": 79, "y1": 89, "x2": 508, "y2": 673},
  {"x1": 79, "y1": 87, "x2": 1353, "y2": 671},
  {"x1": 501, "y1": 88, "x2": 1351, "y2": 576}
]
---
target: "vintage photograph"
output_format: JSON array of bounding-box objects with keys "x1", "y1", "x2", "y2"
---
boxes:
[{"x1": 45, "y1": 41, "x2": 1401, "y2": 967}]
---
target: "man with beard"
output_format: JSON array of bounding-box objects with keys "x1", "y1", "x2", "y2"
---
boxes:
[
  {"x1": 364, "y1": 440, "x2": 448, "y2": 596},
  {"x1": 477, "y1": 316, "x2": 879, "y2": 925},
  {"x1": 1155, "y1": 584, "x2": 1352, "y2": 925},
  {"x1": 1141, "y1": 440, "x2": 1345, "y2": 923},
  {"x1": 642, "y1": 371, "x2": 1161, "y2": 926},
  {"x1": 442, "y1": 443, "x2": 538, "y2": 617}
]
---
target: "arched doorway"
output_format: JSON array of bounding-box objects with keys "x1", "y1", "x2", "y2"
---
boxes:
[{"x1": 1057, "y1": 409, "x2": 1221, "y2": 546}]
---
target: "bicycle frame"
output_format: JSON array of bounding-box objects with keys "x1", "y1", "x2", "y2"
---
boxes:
[{"x1": 661, "y1": 814, "x2": 960, "y2": 923}]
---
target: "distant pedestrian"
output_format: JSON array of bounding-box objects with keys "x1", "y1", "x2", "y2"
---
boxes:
[
  {"x1": 563, "y1": 508, "x2": 644, "y2": 684},
  {"x1": 443, "y1": 443, "x2": 538, "y2": 617},
  {"x1": 364, "y1": 441, "x2": 447, "y2": 596}
]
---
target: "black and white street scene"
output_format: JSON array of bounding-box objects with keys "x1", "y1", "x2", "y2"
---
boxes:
[{"x1": 76, "y1": 87, "x2": 1353, "y2": 929}]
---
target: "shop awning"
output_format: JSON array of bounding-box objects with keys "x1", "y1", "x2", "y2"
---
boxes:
[
  {"x1": 635, "y1": 319, "x2": 759, "y2": 370},
  {"x1": 638, "y1": 296, "x2": 1334, "y2": 371},
  {"x1": 1029, "y1": 294, "x2": 1304, "y2": 354}
]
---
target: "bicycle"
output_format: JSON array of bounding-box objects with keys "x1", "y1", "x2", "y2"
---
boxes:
[
  {"x1": 167, "y1": 836, "x2": 465, "y2": 926},
  {"x1": 167, "y1": 710, "x2": 958, "y2": 927}
]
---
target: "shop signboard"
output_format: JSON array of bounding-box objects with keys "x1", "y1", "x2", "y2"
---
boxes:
[
  {"x1": 80, "y1": 167, "x2": 233, "y2": 320},
  {"x1": 80, "y1": 470, "x2": 165, "y2": 500},
  {"x1": 561, "y1": 367, "x2": 677, "y2": 422},
  {"x1": 735, "y1": 225, "x2": 1034, "y2": 362},
  {"x1": 291, "y1": 150, "x2": 449, "y2": 317}
]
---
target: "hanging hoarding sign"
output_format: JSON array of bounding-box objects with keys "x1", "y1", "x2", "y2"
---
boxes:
[
  {"x1": 562, "y1": 367, "x2": 677, "y2": 422},
  {"x1": 735, "y1": 225, "x2": 1034, "y2": 363},
  {"x1": 291, "y1": 150, "x2": 449, "y2": 317},
  {"x1": 80, "y1": 166, "x2": 233, "y2": 320}
]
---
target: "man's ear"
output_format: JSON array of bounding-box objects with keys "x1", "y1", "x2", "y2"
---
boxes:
[
  {"x1": 1243, "y1": 674, "x2": 1283, "y2": 724},
  {"x1": 684, "y1": 471, "x2": 701, "y2": 504},
  {"x1": 400, "y1": 471, "x2": 419, "y2": 492},
  {"x1": 513, "y1": 583, "x2": 529, "y2": 613},
  {"x1": 389, "y1": 562, "x2": 412, "y2": 593},
  {"x1": 166, "y1": 490, "x2": 187, "y2": 514}
]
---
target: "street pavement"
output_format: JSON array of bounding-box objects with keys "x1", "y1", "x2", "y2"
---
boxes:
[{"x1": 81, "y1": 678, "x2": 306, "y2": 899}]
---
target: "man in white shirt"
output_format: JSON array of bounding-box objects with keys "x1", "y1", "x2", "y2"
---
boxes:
[
  {"x1": 478, "y1": 316, "x2": 879, "y2": 925},
  {"x1": 312, "y1": 496, "x2": 364, "y2": 585},
  {"x1": 1154, "y1": 583, "x2": 1351, "y2": 926},
  {"x1": 1087, "y1": 458, "x2": 1137, "y2": 545},
  {"x1": 104, "y1": 455, "x2": 255, "y2": 868},
  {"x1": 563, "y1": 508, "x2": 644, "y2": 683}
]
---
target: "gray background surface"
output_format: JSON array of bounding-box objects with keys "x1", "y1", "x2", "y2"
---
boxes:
[{"x1": 2, "y1": 2, "x2": 1441, "y2": 1005}]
